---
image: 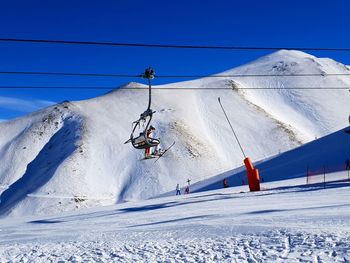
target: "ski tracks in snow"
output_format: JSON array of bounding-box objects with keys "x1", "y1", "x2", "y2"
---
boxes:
[{"x1": 1, "y1": 229, "x2": 349, "y2": 262}]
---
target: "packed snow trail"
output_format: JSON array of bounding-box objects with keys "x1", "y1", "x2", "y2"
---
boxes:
[
  {"x1": 1, "y1": 231, "x2": 349, "y2": 262},
  {"x1": 1, "y1": 178, "x2": 349, "y2": 262}
]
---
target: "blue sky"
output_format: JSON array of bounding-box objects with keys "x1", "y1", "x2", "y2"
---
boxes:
[{"x1": 1, "y1": 0, "x2": 350, "y2": 120}]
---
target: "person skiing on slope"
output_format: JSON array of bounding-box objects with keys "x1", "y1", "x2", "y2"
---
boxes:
[
  {"x1": 144, "y1": 125, "x2": 156, "y2": 157},
  {"x1": 176, "y1": 184, "x2": 181, "y2": 195},
  {"x1": 223, "y1": 178, "x2": 229, "y2": 188},
  {"x1": 184, "y1": 179, "x2": 191, "y2": 194}
]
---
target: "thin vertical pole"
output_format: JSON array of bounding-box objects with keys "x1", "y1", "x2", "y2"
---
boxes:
[
  {"x1": 218, "y1": 97, "x2": 246, "y2": 159},
  {"x1": 323, "y1": 165, "x2": 326, "y2": 189},
  {"x1": 147, "y1": 78, "x2": 152, "y2": 111}
]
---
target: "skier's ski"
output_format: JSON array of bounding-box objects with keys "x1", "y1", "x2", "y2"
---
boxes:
[
  {"x1": 140, "y1": 154, "x2": 158, "y2": 161},
  {"x1": 154, "y1": 141, "x2": 175, "y2": 163},
  {"x1": 139, "y1": 142, "x2": 175, "y2": 161}
]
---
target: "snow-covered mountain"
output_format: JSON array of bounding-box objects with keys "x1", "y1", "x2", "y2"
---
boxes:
[{"x1": 1, "y1": 50, "x2": 350, "y2": 217}]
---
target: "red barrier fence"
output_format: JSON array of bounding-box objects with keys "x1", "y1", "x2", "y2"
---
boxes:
[{"x1": 306, "y1": 163, "x2": 350, "y2": 186}]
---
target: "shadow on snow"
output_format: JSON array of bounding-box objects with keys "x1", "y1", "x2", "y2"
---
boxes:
[{"x1": 0, "y1": 118, "x2": 80, "y2": 217}]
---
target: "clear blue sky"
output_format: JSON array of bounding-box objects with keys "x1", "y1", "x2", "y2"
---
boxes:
[{"x1": 1, "y1": 0, "x2": 350, "y2": 120}]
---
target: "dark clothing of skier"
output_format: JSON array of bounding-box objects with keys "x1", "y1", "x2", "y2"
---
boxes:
[
  {"x1": 184, "y1": 179, "x2": 190, "y2": 194},
  {"x1": 176, "y1": 184, "x2": 181, "y2": 195},
  {"x1": 223, "y1": 178, "x2": 229, "y2": 188},
  {"x1": 144, "y1": 126, "x2": 155, "y2": 157}
]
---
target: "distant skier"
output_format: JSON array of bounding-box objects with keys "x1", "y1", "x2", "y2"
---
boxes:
[
  {"x1": 144, "y1": 125, "x2": 156, "y2": 157},
  {"x1": 223, "y1": 178, "x2": 229, "y2": 188},
  {"x1": 184, "y1": 179, "x2": 191, "y2": 194},
  {"x1": 176, "y1": 184, "x2": 181, "y2": 195}
]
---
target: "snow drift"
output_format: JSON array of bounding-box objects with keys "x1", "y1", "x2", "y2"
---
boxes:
[{"x1": 1, "y1": 50, "x2": 350, "y2": 217}]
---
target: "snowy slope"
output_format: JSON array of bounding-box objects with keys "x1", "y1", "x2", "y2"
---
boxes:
[
  {"x1": 189, "y1": 127, "x2": 350, "y2": 193},
  {"x1": 224, "y1": 50, "x2": 350, "y2": 140},
  {"x1": 0, "y1": 177, "x2": 349, "y2": 262},
  {"x1": 1, "y1": 50, "x2": 350, "y2": 217}
]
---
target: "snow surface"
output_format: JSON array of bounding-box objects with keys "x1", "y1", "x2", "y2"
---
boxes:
[
  {"x1": 0, "y1": 176, "x2": 349, "y2": 262},
  {"x1": 1, "y1": 50, "x2": 350, "y2": 217}
]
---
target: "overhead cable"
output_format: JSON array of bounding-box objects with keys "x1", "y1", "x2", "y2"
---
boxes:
[
  {"x1": 0, "y1": 86, "x2": 349, "y2": 90},
  {"x1": 0, "y1": 37, "x2": 349, "y2": 51},
  {"x1": 1, "y1": 71, "x2": 350, "y2": 78}
]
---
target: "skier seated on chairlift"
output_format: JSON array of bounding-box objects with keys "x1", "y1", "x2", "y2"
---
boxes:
[
  {"x1": 144, "y1": 126, "x2": 155, "y2": 157},
  {"x1": 144, "y1": 125, "x2": 161, "y2": 157}
]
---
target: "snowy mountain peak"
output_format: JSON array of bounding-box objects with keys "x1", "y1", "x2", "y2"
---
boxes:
[
  {"x1": 265, "y1": 49, "x2": 315, "y2": 59},
  {"x1": 228, "y1": 50, "x2": 335, "y2": 76}
]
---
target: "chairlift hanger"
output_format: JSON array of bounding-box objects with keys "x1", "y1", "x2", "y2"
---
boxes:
[{"x1": 124, "y1": 67, "x2": 160, "y2": 149}]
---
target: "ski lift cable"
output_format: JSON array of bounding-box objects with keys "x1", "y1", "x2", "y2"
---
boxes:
[
  {"x1": 0, "y1": 37, "x2": 350, "y2": 51},
  {"x1": 0, "y1": 86, "x2": 104, "y2": 90},
  {"x1": 0, "y1": 86, "x2": 350, "y2": 90},
  {"x1": 119, "y1": 87, "x2": 350, "y2": 90},
  {"x1": 158, "y1": 73, "x2": 350, "y2": 78},
  {"x1": 0, "y1": 71, "x2": 141, "y2": 78},
  {"x1": 1, "y1": 71, "x2": 350, "y2": 78}
]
